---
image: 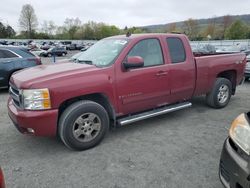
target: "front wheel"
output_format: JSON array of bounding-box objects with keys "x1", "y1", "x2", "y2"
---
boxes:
[
  {"x1": 58, "y1": 100, "x2": 109, "y2": 151},
  {"x1": 206, "y1": 78, "x2": 232, "y2": 108}
]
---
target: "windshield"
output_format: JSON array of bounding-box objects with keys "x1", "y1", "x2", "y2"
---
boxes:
[
  {"x1": 71, "y1": 52, "x2": 83, "y2": 60},
  {"x1": 76, "y1": 39, "x2": 128, "y2": 67}
]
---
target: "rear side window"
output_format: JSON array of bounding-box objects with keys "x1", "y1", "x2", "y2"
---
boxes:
[
  {"x1": 19, "y1": 48, "x2": 36, "y2": 58},
  {"x1": 0, "y1": 49, "x2": 18, "y2": 58},
  {"x1": 166, "y1": 38, "x2": 186, "y2": 63},
  {"x1": 128, "y1": 38, "x2": 164, "y2": 67}
]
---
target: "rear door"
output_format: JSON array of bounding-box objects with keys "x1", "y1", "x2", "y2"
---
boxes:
[
  {"x1": 165, "y1": 37, "x2": 196, "y2": 102},
  {"x1": 0, "y1": 49, "x2": 19, "y2": 87},
  {"x1": 115, "y1": 38, "x2": 171, "y2": 115}
]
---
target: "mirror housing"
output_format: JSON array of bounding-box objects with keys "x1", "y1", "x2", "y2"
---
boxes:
[{"x1": 123, "y1": 56, "x2": 144, "y2": 69}]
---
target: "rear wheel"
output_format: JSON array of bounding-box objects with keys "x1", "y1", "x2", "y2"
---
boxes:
[
  {"x1": 59, "y1": 100, "x2": 109, "y2": 150},
  {"x1": 62, "y1": 52, "x2": 66, "y2": 56},
  {"x1": 206, "y1": 78, "x2": 232, "y2": 108}
]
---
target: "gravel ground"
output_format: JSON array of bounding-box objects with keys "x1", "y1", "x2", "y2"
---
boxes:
[{"x1": 0, "y1": 55, "x2": 249, "y2": 187}]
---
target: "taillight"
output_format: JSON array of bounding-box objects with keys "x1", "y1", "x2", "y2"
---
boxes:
[
  {"x1": 0, "y1": 168, "x2": 5, "y2": 188},
  {"x1": 35, "y1": 57, "x2": 42, "y2": 65},
  {"x1": 27, "y1": 57, "x2": 41, "y2": 65}
]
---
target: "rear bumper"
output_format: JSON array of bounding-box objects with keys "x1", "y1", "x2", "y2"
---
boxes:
[
  {"x1": 219, "y1": 138, "x2": 250, "y2": 188},
  {"x1": 8, "y1": 98, "x2": 58, "y2": 136}
]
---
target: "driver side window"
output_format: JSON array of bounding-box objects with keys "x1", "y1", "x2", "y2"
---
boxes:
[{"x1": 128, "y1": 39, "x2": 164, "y2": 67}]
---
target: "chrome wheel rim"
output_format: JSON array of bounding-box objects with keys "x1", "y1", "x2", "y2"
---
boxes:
[
  {"x1": 217, "y1": 84, "x2": 229, "y2": 104},
  {"x1": 72, "y1": 113, "x2": 101, "y2": 142}
]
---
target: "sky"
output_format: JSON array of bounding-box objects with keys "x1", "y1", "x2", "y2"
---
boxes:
[{"x1": 0, "y1": 0, "x2": 250, "y2": 31}]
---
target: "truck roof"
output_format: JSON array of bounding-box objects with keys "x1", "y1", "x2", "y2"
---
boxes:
[{"x1": 106, "y1": 33, "x2": 187, "y2": 40}]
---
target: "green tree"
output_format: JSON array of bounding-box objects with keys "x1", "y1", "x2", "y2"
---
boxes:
[
  {"x1": 0, "y1": 22, "x2": 16, "y2": 38},
  {"x1": 82, "y1": 21, "x2": 95, "y2": 40},
  {"x1": 19, "y1": 4, "x2": 38, "y2": 38},
  {"x1": 0, "y1": 22, "x2": 7, "y2": 38},
  {"x1": 183, "y1": 18, "x2": 198, "y2": 40},
  {"x1": 5, "y1": 25, "x2": 16, "y2": 38},
  {"x1": 166, "y1": 23, "x2": 176, "y2": 32},
  {"x1": 222, "y1": 15, "x2": 232, "y2": 39},
  {"x1": 225, "y1": 20, "x2": 248, "y2": 39},
  {"x1": 64, "y1": 18, "x2": 81, "y2": 39}
]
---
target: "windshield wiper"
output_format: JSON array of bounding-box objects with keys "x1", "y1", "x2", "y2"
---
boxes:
[{"x1": 76, "y1": 59, "x2": 93, "y2": 65}]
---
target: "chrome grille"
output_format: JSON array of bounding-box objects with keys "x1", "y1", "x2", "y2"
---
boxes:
[{"x1": 9, "y1": 85, "x2": 21, "y2": 107}]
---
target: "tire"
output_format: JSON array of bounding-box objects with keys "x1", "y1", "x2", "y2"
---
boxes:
[
  {"x1": 48, "y1": 53, "x2": 52, "y2": 57},
  {"x1": 62, "y1": 53, "x2": 66, "y2": 56},
  {"x1": 59, "y1": 100, "x2": 109, "y2": 151},
  {"x1": 206, "y1": 78, "x2": 232, "y2": 108}
]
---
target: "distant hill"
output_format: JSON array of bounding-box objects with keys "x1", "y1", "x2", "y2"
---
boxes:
[{"x1": 141, "y1": 14, "x2": 250, "y2": 32}]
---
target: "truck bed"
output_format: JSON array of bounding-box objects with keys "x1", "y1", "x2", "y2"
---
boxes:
[{"x1": 193, "y1": 52, "x2": 246, "y2": 96}]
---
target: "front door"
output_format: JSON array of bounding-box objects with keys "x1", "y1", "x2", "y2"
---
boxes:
[{"x1": 115, "y1": 38, "x2": 171, "y2": 115}]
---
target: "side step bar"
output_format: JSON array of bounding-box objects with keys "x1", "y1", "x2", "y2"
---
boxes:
[{"x1": 117, "y1": 102, "x2": 192, "y2": 126}]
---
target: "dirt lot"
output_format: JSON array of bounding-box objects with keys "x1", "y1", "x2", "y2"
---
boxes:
[{"x1": 0, "y1": 55, "x2": 249, "y2": 187}]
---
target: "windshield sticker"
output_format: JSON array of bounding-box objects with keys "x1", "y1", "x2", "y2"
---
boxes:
[{"x1": 114, "y1": 40, "x2": 127, "y2": 45}]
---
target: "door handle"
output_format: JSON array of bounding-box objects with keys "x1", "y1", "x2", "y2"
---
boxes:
[
  {"x1": 156, "y1": 71, "x2": 168, "y2": 76},
  {"x1": 3, "y1": 61, "x2": 11, "y2": 64}
]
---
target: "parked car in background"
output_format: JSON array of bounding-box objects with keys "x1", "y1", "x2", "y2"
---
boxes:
[
  {"x1": 191, "y1": 44, "x2": 216, "y2": 54},
  {"x1": 219, "y1": 112, "x2": 250, "y2": 188},
  {"x1": 0, "y1": 167, "x2": 5, "y2": 188},
  {"x1": 68, "y1": 43, "x2": 85, "y2": 50},
  {"x1": 40, "y1": 44, "x2": 51, "y2": 51},
  {"x1": 245, "y1": 54, "x2": 250, "y2": 80},
  {"x1": 216, "y1": 46, "x2": 241, "y2": 53},
  {"x1": 0, "y1": 41, "x2": 8, "y2": 45},
  {"x1": 0, "y1": 46, "x2": 41, "y2": 88},
  {"x1": 63, "y1": 41, "x2": 72, "y2": 50},
  {"x1": 41, "y1": 47, "x2": 67, "y2": 57},
  {"x1": 30, "y1": 48, "x2": 47, "y2": 57},
  {"x1": 56, "y1": 51, "x2": 84, "y2": 63}
]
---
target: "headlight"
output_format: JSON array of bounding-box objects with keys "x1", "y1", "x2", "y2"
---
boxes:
[
  {"x1": 21, "y1": 89, "x2": 51, "y2": 110},
  {"x1": 229, "y1": 113, "x2": 250, "y2": 155}
]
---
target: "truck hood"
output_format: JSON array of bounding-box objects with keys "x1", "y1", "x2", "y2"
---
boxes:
[{"x1": 11, "y1": 62, "x2": 98, "y2": 88}]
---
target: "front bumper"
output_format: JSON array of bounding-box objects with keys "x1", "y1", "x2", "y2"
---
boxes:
[
  {"x1": 8, "y1": 98, "x2": 58, "y2": 136},
  {"x1": 219, "y1": 138, "x2": 250, "y2": 188}
]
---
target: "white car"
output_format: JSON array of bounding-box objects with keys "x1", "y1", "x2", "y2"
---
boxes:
[
  {"x1": 30, "y1": 48, "x2": 47, "y2": 57},
  {"x1": 245, "y1": 54, "x2": 250, "y2": 80}
]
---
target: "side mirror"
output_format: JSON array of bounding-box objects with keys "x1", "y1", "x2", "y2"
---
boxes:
[{"x1": 123, "y1": 56, "x2": 144, "y2": 69}]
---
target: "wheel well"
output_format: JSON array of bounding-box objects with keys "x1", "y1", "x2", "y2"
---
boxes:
[
  {"x1": 217, "y1": 70, "x2": 236, "y2": 95},
  {"x1": 8, "y1": 69, "x2": 22, "y2": 84},
  {"x1": 58, "y1": 93, "x2": 116, "y2": 121}
]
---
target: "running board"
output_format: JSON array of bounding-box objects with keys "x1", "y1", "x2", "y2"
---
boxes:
[{"x1": 117, "y1": 102, "x2": 192, "y2": 126}]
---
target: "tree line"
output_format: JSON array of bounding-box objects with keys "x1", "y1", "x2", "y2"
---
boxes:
[
  {"x1": 2, "y1": 4, "x2": 250, "y2": 41},
  {"x1": 165, "y1": 16, "x2": 250, "y2": 40},
  {"x1": 0, "y1": 22, "x2": 16, "y2": 38}
]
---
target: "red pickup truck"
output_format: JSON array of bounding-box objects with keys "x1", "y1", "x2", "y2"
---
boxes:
[{"x1": 8, "y1": 34, "x2": 246, "y2": 150}]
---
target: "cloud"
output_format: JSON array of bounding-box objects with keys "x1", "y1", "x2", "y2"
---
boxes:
[{"x1": 0, "y1": 0, "x2": 250, "y2": 31}]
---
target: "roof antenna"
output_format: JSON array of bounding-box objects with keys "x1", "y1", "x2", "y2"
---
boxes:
[{"x1": 126, "y1": 31, "x2": 131, "y2": 37}]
